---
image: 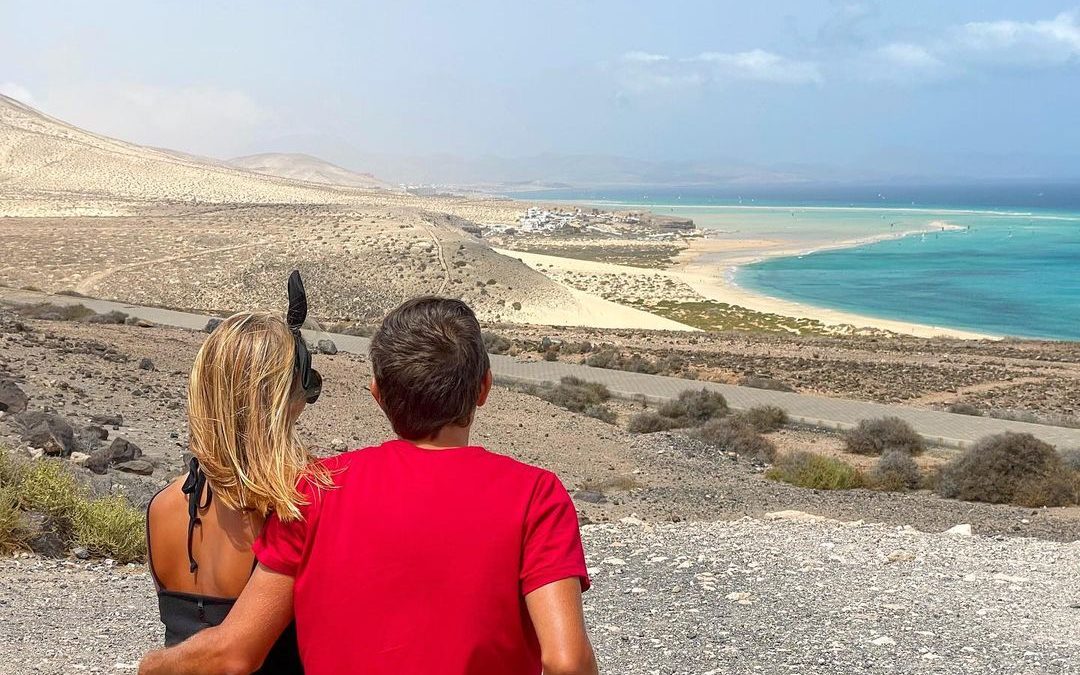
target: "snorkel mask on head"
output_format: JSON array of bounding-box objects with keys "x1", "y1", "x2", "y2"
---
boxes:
[{"x1": 287, "y1": 270, "x2": 323, "y2": 404}]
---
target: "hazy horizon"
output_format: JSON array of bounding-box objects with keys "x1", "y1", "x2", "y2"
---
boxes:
[{"x1": 4, "y1": 1, "x2": 1080, "y2": 185}]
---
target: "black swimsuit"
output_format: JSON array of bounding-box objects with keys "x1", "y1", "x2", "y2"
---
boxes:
[{"x1": 146, "y1": 458, "x2": 303, "y2": 674}]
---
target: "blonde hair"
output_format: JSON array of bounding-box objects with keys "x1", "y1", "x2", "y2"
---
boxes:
[{"x1": 187, "y1": 311, "x2": 326, "y2": 521}]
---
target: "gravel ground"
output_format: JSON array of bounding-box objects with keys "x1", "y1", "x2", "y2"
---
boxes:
[{"x1": 2, "y1": 516, "x2": 1078, "y2": 674}]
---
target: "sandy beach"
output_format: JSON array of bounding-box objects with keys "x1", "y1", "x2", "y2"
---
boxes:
[{"x1": 671, "y1": 226, "x2": 996, "y2": 340}]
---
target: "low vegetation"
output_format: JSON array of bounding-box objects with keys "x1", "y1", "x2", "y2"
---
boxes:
[
  {"x1": 936, "y1": 432, "x2": 1080, "y2": 508},
  {"x1": 844, "y1": 417, "x2": 925, "y2": 457},
  {"x1": 734, "y1": 405, "x2": 788, "y2": 433},
  {"x1": 870, "y1": 451, "x2": 922, "y2": 491},
  {"x1": 766, "y1": 451, "x2": 865, "y2": 490},
  {"x1": 946, "y1": 402, "x2": 982, "y2": 416},
  {"x1": 627, "y1": 411, "x2": 677, "y2": 434},
  {"x1": 7, "y1": 302, "x2": 128, "y2": 325},
  {"x1": 657, "y1": 389, "x2": 729, "y2": 427},
  {"x1": 738, "y1": 376, "x2": 796, "y2": 393},
  {"x1": 522, "y1": 376, "x2": 617, "y2": 424},
  {"x1": 0, "y1": 452, "x2": 146, "y2": 562},
  {"x1": 692, "y1": 418, "x2": 776, "y2": 462}
]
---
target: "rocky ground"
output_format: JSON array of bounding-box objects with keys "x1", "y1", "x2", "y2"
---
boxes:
[
  {"x1": 3, "y1": 307, "x2": 1079, "y2": 541},
  {"x1": 2, "y1": 516, "x2": 1078, "y2": 674}
]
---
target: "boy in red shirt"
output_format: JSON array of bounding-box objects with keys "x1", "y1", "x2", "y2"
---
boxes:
[{"x1": 140, "y1": 297, "x2": 597, "y2": 675}]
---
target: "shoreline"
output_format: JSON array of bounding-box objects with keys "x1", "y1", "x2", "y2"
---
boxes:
[{"x1": 671, "y1": 223, "x2": 999, "y2": 340}]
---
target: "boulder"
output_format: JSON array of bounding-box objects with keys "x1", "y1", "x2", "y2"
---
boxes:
[
  {"x1": 0, "y1": 379, "x2": 28, "y2": 413},
  {"x1": 107, "y1": 437, "x2": 142, "y2": 463},
  {"x1": 83, "y1": 425, "x2": 109, "y2": 441},
  {"x1": 204, "y1": 318, "x2": 223, "y2": 333},
  {"x1": 115, "y1": 459, "x2": 154, "y2": 476},
  {"x1": 16, "y1": 412, "x2": 76, "y2": 457},
  {"x1": 84, "y1": 448, "x2": 110, "y2": 475},
  {"x1": 316, "y1": 339, "x2": 338, "y2": 355}
]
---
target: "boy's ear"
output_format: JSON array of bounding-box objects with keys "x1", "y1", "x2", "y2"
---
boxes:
[
  {"x1": 369, "y1": 377, "x2": 384, "y2": 410},
  {"x1": 476, "y1": 369, "x2": 492, "y2": 408}
]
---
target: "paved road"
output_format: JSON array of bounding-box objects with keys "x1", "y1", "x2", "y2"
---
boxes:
[{"x1": 6, "y1": 288, "x2": 1080, "y2": 450}]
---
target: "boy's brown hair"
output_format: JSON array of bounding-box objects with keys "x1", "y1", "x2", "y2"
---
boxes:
[{"x1": 369, "y1": 297, "x2": 491, "y2": 440}]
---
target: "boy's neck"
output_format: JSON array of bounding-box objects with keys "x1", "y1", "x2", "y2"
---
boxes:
[{"x1": 406, "y1": 424, "x2": 472, "y2": 450}]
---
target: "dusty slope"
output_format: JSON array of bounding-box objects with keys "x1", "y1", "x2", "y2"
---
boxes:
[
  {"x1": 0, "y1": 95, "x2": 379, "y2": 214},
  {"x1": 228, "y1": 152, "x2": 390, "y2": 190}
]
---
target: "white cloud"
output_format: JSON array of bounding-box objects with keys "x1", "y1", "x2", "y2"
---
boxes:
[
  {"x1": 875, "y1": 43, "x2": 944, "y2": 70},
  {"x1": 614, "y1": 48, "x2": 821, "y2": 94},
  {"x1": 622, "y1": 51, "x2": 669, "y2": 64},
  {"x1": 37, "y1": 83, "x2": 274, "y2": 157},
  {"x1": 690, "y1": 49, "x2": 823, "y2": 84},
  {"x1": 952, "y1": 11, "x2": 1080, "y2": 66},
  {"x1": 0, "y1": 82, "x2": 35, "y2": 105}
]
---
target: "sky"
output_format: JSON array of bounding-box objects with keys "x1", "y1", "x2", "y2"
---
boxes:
[{"x1": 3, "y1": 1, "x2": 1080, "y2": 183}]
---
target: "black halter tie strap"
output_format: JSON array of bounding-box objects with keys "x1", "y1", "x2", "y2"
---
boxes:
[{"x1": 180, "y1": 456, "x2": 212, "y2": 573}]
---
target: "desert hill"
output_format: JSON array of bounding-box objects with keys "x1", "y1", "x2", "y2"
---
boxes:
[
  {"x1": 228, "y1": 152, "x2": 390, "y2": 190},
  {"x1": 0, "y1": 94, "x2": 688, "y2": 331},
  {"x1": 0, "y1": 95, "x2": 385, "y2": 216}
]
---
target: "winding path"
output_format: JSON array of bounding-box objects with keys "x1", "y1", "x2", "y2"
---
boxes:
[{"x1": 5, "y1": 287, "x2": 1080, "y2": 450}]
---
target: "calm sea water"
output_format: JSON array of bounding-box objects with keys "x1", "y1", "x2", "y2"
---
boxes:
[{"x1": 506, "y1": 185, "x2": 1080, "y2": 341}]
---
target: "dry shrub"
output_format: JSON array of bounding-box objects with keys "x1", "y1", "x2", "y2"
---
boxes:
[
  {"x1": 844, "y1": 417, "x2": 925, "y2": 457},
  {"x1": 528, "y1": 377, "x2": 617, "y2": 425},
  {"x1": 1059, "y1": 448, "x2": 1080, "y2": 472},
  {"x1": 0, "y1": 487, "x2": 25, "y2": 554},
  {"x1": 871, "y1": 451, "x2": 921, "y2": 491},
  {"x1": 658, "y1": 389, "x2": 729, "y2": 427},
  {"x1": 482, "y1": 332, "x2": 511, "y2": 354},
  {"x1": 628, "y1": 412, "x2": 676, "y2": 434},
  {"x1": 13, "y1": 302, "x2": 95, "y2": 322},
  {"x1": 936, "y1": 432, "x2": 1078, "y2": 507},
  {"x1": 947, "y1": 402, "x2": 982, "y2": 416},
  {"x1": 766, "y1": 451, "x2": 865, "y2": 490},
  {"x1": 735, "y1": 405, "x2": 788, "y2": 433},
  {"x1": 692, "y1": 418, "x2": 776, "y2": 462},
  {"x1": 579, "y1": 475, "x2": 643, "y2": 493},
  {"x1": 738, "y1": 376, "x2": 795, "y2": 392}
]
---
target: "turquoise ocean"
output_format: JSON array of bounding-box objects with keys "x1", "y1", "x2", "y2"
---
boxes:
[{"x1": 505, "y1": 186, "x2": 1080, "y2": 341}]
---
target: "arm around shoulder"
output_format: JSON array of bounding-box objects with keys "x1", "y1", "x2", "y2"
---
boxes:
[{"x1": 139, "y1": 564, "x2": 296, "y2": 675}]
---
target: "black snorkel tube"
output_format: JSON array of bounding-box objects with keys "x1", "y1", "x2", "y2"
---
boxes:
[{"x1": 287, "y1": 270, "x2": 323, "y2": 404}]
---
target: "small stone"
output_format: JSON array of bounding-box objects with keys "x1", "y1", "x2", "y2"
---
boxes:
[
  {"x1": 0, "y1": 379, "x2": 29, "y2": 413},
  {"x1": 137, "y1": 357, "x2": 155, "y2": 371},
  {"x1": 725, "y1": 592, "x2": 753, "y2": 602},
  {"x1": 115, "y1": 459, "x2": 154, "y2": 476},
  {"x1": 69, "y1": 451, "x2": 91, "y2": 466},
  {"x1": 72, "y1": 546, "x2": 91, "y2": 560},
  {"x1": 871, "y1": 636, "x2": 896, "y2": 646},
  {"x1": 886, "y1": 550, "x2": 915, "y2": 563},
  {"x1": 316, "y1": 339, "x2": 338, "y2": 355},
  {"x1": 574, "y1": 490, "x2": 608, "y2": 505},
  {"x1": 204, "y1": 317, "x2": 223, "y2": 333},
  {"x1": 107, "y1": 437, "x2": 142, "y2": 463},
  {"x1": 90, "y1": 413, "x2": 123, "y2": 427},
  {"x1": 945, "y1": 524, "x2": 972, "y2": 536}
]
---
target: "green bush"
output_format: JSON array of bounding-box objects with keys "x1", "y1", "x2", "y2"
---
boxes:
[
  {"x1": 871, "y1": 451, "x2": 921, "y2": 491},
  {"x1": 937, "y1": 432, "x2": 1078, "y2": 507},
  {"x1": 0, "y1": 487, "x2": 26, "y2": 554},
  {"x1": 735, "y1": 405, "x2": 788, "y2": 433},
  {"x1": 657, "y1": 389, "x2": 729, "y2": 427},
  {"x1": 844, "y1": 417, "x2": 925, "y2": 457},
  {"x1": 766, "y1": 451, "x2": 865, "y2": 490},
  {"x1": 73, "y1": 495, "x2": 147, "y2": 563},
  {"x1": 627, "y1": 412, "x2": 677, "y2": 434},
  {"x1": 692, "y1": 418, "x2": 776, "y2": 462},
  {"x1": 17, "y1": 459, "x2": 83, "y2": 525},
  {"x1": 1, "y1": 453, "x2": 146, "y2": 560}
]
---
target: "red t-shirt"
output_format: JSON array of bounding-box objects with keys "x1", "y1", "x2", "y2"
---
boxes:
[{"x1": 253, "y1": 439, "x2": 590, "y2": 675}]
